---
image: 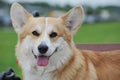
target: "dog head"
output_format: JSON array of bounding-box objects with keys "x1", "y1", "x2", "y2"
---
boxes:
[{"x1": 10, "y1": 3, "x2": 83, "y2": 67}]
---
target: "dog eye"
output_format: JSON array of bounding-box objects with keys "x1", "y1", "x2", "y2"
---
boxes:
[
  {"x1": 50, "y1": 32, "x2": 57, "y2": 38},
  {"x1": 32, "y1": 31, "x2": 39, "y2": 36}
]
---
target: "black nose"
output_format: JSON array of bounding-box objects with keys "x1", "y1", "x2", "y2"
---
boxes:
[{"x1": 38, "y1": 45, "x2": 48, "y2": 54}]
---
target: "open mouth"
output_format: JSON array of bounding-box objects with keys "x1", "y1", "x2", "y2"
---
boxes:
[
  {"x1": 36, "y1": 55, "x2": 49, "y2": 66},
  {"x1": 32, "y1": 48, "x2": 58, "y2": 67}
]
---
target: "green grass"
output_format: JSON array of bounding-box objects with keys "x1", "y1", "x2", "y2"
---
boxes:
[
  {"x1": 0, "y1": 21, "x2": 120, "y2": 77},
  {"x1": 74, "y1": 21, "x2": 120, "y2": 43},
  {"x1": 0, "y1": 31, "x2": 22, "y2": 76}
]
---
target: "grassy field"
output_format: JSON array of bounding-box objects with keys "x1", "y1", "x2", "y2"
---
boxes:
[
  {"x1": 74, "y1": 21, "x2": 120, "y2": 43},
  {"x1": 0, "y1": 21, "x2": 120, "y2": 77}
]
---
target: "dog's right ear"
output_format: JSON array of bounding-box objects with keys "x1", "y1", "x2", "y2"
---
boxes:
[
  {"x1": 60, "y1": 6, "x2": 83, "y2": 34},
  {"x1": 10, "y1": 2, "x2": 32, "y2": 34}
]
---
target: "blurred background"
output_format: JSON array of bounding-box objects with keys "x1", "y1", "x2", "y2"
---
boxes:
[{"x1": 0, "y1": 0, "x2": 120, "y2": 77}]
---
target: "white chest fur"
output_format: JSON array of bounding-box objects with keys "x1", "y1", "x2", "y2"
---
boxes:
[{"x1": 23, "y1": 66, "x2": 55, "y2": 80}]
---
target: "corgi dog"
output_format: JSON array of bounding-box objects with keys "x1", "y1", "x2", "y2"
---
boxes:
[{"x1": 10, "y1": 2, "x2": 120, "y2": 80}]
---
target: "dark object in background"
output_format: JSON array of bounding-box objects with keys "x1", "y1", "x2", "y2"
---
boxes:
[
  {"x1": 0, "y1": 68, "x2": 21, "y2": 80},
  {"x1": 32, "y1": 11, "x2": 40, "y2": 17}
]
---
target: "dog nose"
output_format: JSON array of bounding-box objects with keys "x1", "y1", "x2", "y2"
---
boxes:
[{"x1": 38, "y1": 45, "x2": 48, "y2": 54}]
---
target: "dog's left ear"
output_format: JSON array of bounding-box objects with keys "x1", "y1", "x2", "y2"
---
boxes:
[
  {"x1": 61, "y1": 6, "x2": 83, "y2": 34},
  {"x1": 10, "y1": 2, "x2": 32, "y2": 34}
]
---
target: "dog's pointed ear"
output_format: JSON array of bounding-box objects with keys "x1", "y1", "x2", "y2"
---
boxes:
[
  {"x1": 60, "y1": 6, "x2": 83, "y2": 34},
  {"x1": 10, "y1": 2, "x2": 32, "y2": 34}
]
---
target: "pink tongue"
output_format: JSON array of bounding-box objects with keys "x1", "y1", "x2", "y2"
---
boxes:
[{"x1": 37, "y1": 56, "x2": 49, "y2": 66}]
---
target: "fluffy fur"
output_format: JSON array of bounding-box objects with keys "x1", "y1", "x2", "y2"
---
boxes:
[{"x1": 10, "y1": 3, "x2": 120, "y2": 80}]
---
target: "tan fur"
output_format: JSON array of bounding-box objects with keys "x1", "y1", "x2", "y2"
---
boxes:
[
  {"x1": 10, "y1": 3, "x2": 120, "y2": 80},
  {"x1": 51, "y1": 47, "x2": 120, "y2": 80},
  {"x1": 81, "y1": 50, "x2": 120, "y2": 80}
]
